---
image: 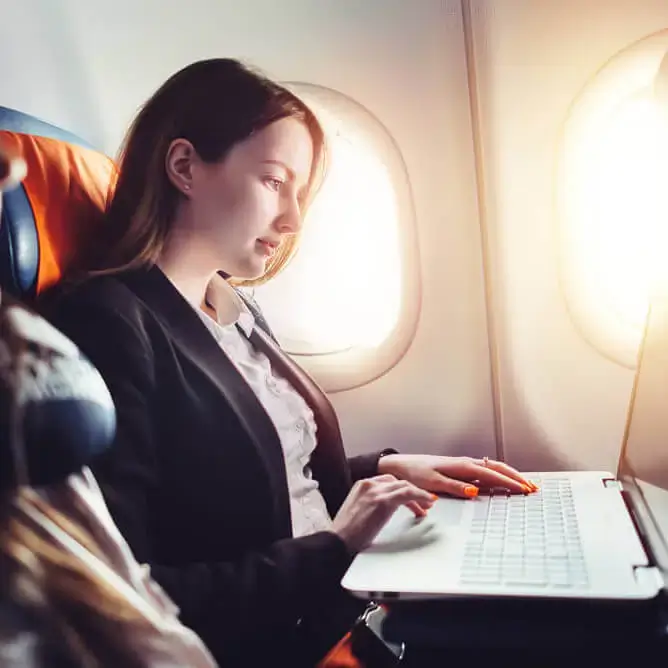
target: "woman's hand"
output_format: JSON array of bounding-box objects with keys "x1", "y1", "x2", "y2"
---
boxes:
[
  {"x1": 377, "y1": 454, "x2": 538, "y2": 499},
  {"x1": 331, "y1": 474, "x2": 437, "y2": 553}
]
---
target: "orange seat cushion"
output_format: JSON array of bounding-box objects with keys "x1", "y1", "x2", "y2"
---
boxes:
[{"x1": 0, "y1": 130, "x2": 116, "y2": 293}]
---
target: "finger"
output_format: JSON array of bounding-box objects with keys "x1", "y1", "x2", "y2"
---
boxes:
[
  {"x1": 405, "y1": 500, "x2": 430, "y2": 518},
  {"x1": 476, "y1": 462, "x2": 534, "y2": 494},
  {"x1": 375, "y1": 482, "x2": 437, "y2": 509},
  {"x1": 350, "y1": 475, "x2": 397, "y2": 501},
  {"x1": 365, "y1": 477, "x2": 430, "y2": 498},
  {"x1": 426, "y1": 474, "x2": 480, "y2": 499},
  {"x1": 367, "y1": 474, "x2": 399, "y2": 483},
  {"x1": 484, "y1": 460, "x2": 539, "y2": 491},
  {"x1": 432, "y1": 458, "x2": 529, "y2": 493}
]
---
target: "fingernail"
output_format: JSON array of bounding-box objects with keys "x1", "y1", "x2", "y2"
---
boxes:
[
  {"x1": 464, "y1": 486, "x2": 479, "y2": 498},
  {"x1": 431, "y1": 494, "x2": 439, "y2": 501},
  {"x1": 522, "y1": 484, "x2": 532, "y2": 494}
]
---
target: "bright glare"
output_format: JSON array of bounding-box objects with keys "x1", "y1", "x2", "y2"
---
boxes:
[
  {"x1": 253, "y1": 106, "x2": 402, "y2": 354},
  {"x1": 568, "y1": 92, "x2": 668, "y2": 332}
]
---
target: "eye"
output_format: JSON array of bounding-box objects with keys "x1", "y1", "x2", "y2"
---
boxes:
[{"x1": 265, "y1": 177, "x2": 284, "y2": 192}]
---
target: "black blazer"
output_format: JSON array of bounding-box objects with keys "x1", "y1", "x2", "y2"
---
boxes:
[{"x1": 39, "y1": 266, "x2": 390, "y2": 666}]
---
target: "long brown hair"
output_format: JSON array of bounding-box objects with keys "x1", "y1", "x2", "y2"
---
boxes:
[{"x1": 88, "y1": 58, "x2": 326, "y2": 285}]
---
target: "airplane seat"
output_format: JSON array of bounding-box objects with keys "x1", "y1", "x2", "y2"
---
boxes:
[
  {"x1": 0, "y1": 106, "x2": 115, "y2": 301},
  {"x1": 0, "y1": 107, "x2": 118, "y2": 485}
]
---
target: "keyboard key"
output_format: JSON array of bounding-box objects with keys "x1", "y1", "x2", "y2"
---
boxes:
[
  {"x1": 504, "y1": 578, "x2": 548, "y2": 587},
  {"x1": 458, "y1": 478, "x2": 589, "y2": 589}
]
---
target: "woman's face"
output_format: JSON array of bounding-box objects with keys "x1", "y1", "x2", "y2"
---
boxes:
[{"x1": 183, "y1": 117, "x2": 314, "y2": 279}]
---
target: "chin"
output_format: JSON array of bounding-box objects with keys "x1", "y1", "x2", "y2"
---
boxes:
[{"x1": 226, "y1": 259, "x2": 267, "y2": 281}]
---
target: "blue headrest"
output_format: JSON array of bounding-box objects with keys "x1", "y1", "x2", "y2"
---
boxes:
[
  {"x1": 0, "y1": 107, "x2": 98, "y2": 300},
  {"x1": 0, "y1": 107, "x2": 95, "y2": 147},
  {"x1": 0, "y1": 297, "x2": 116, "y2": 490}
]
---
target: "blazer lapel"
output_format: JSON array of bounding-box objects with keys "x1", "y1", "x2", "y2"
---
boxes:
[
  {"x1": 249, "y1": 327, "x2": 353, "y2": 516},
  {"x1": 120, "y1": 267, "x2": 292, "y2": 536}
]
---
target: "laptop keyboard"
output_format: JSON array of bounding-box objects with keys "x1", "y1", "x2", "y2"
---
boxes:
[{"x1": 459, "y1": 478, "x2": 589, "y2": 589}]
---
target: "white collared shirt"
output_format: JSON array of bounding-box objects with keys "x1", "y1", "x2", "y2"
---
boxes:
[{"x1": 191, "y1": 276, "x2": 333, "y2": 538}]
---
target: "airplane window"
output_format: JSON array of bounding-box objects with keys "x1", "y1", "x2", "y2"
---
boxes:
[
  {"x1": 558, "y1": 32, "x2": 668, "y2": 367},
  {"x1": 250, "y1": 84, "x2": 419, "y2": 392}
]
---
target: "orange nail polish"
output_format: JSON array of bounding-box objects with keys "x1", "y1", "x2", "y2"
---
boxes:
[
  {"x1": 431, "y1": 494, "x2": 439, "y2": 501},
  {"x1": 522, "y1": 484, "x2": 532, "y2": 494},
  {"x1": 464, "y1": 486, "x2": 479, "y2": 498}
]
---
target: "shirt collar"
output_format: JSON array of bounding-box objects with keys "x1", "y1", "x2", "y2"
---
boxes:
[{"x1": 204, "y1": 273, "x2": 255, "y2": 337}]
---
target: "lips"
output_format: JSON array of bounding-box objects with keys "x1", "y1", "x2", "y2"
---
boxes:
[{"x1": 257, "y1": 239, "x2": 279, "y2": 257}]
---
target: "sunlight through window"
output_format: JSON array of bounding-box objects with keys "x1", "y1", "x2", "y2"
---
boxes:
[
  {"x1": 569, "y1": 93, "x2": 666, "y2": 329},
  {"x1": 559, "y1": 34, "x2": 668, "y2": 366},
  {"x1": 253, "y1": 92, "x2": 403, "y2": 355}
]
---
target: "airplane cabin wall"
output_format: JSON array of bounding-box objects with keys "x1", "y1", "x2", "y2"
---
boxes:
[
  {"x1": 470, "y1": 0, "x2": 668, "y2": 471},
  {"x1": 1, "y1": 0, "x2": 666, "y2": 470},
  {"x1": 0, "y1": 0, "x2": 497, "y2": 460}
]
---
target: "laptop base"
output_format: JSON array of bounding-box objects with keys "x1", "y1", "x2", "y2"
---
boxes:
[{"x1": 342, "y1": 471, "x2": 661, "y2": 602}]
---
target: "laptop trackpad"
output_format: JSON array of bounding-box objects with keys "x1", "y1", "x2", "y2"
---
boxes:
[{"x1": 366, "y1": 499, "x2": 465, "y2": 554}]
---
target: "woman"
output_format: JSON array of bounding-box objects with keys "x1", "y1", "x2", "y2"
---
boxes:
[
  {"x1": 0, "y1": 144, "x2": 216, "y2": 667},
  {"x1": 38, "y1": 58, "x2": 536, "y2": 666}
]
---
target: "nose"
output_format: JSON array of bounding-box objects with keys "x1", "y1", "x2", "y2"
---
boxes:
[{"x1": 274, "y1": 195, "x2": 302, "y2": 235}]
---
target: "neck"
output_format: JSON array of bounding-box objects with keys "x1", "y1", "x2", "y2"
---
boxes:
[{"x1": 157, "y1": 229, "x2": 217, "y2": 309}]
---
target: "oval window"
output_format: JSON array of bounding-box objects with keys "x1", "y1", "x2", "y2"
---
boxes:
[
  {"x1": 558, "y1": 31, "x2": 668, "y2": 367},
  {"x1": 251, "y1": 84, "x2": 420, "y2": 391}
]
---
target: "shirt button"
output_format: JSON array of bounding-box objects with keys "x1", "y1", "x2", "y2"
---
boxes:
[
  {"x1": 295, "y1": 418, "x2": 307, "y2": 432},
  {"x1": 265, "y1": 376, "x2": 280, "y2": 395}
]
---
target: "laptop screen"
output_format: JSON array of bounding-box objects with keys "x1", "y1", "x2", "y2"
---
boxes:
[{"x1": 617, "y1": 297, "x2": 668, "y2": 588}]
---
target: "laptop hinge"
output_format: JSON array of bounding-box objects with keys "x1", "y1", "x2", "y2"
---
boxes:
[
  {"x1": 633, "y1": 565, "x2": 664, "y2": 594},
  {"x1": 617, "y1": 486, "x2": 660, "y2": 572}
]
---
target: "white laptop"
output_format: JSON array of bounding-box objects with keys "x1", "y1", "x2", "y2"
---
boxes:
[{"x1": 342, "y1": 299, "x2": 668, "y2": 603}]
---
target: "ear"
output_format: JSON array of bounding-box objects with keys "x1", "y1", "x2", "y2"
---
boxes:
[{"x1": 165, "y1": 138, "x2": 198, "y2": 195}]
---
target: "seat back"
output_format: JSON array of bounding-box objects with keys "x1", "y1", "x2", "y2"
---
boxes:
[
  {"x1": 0, "y1": 106, "x2": 115, "y2": 299},
  {"x1": 0, "y1": 108, "x2": 118, "y2": 486}
]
